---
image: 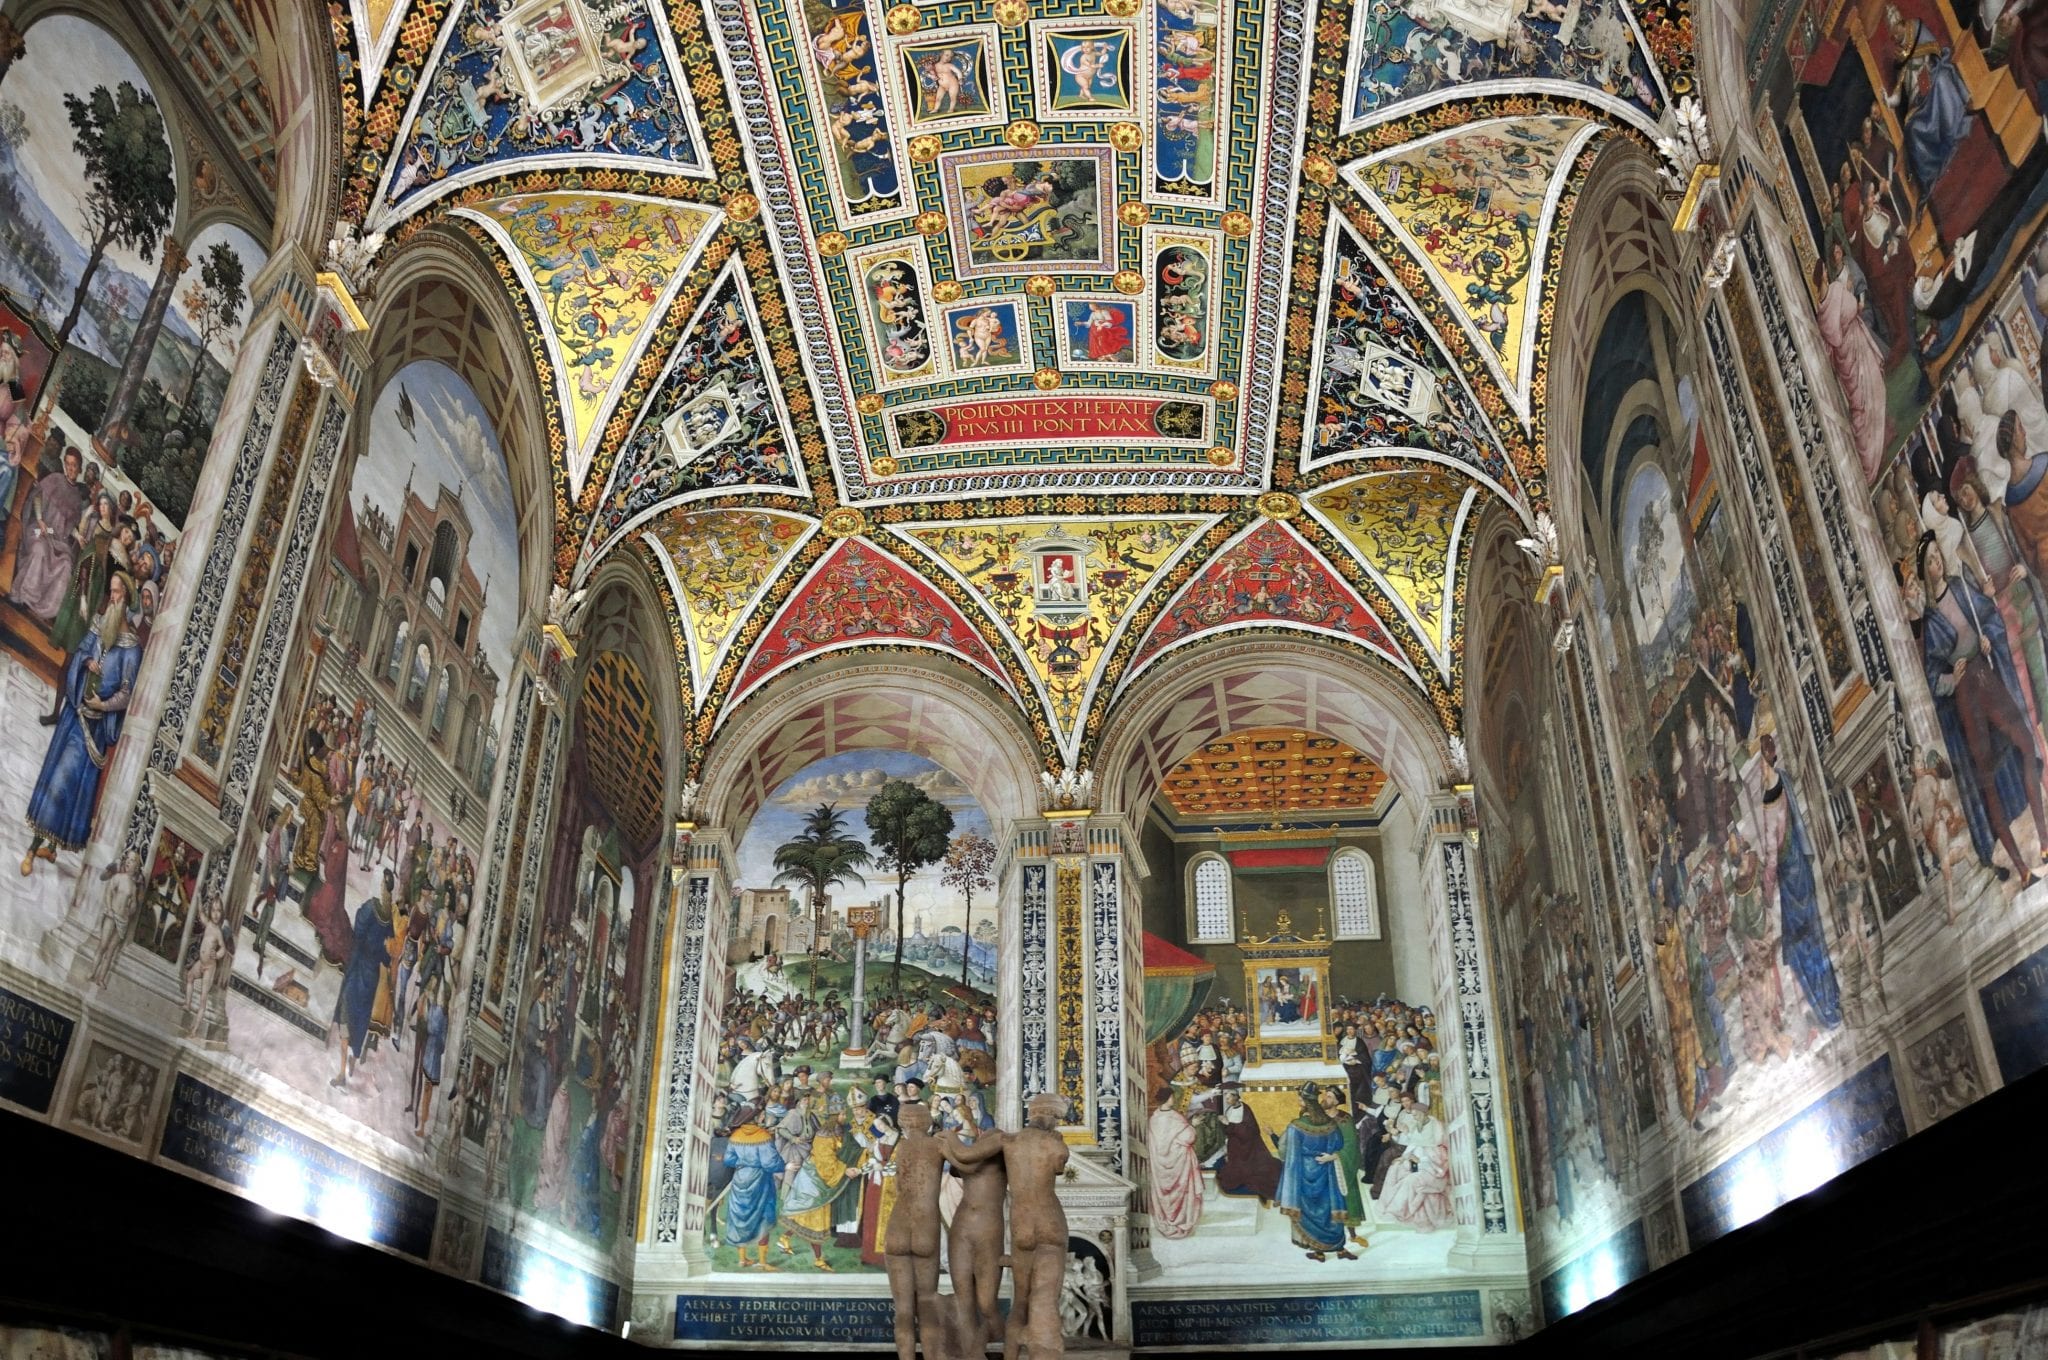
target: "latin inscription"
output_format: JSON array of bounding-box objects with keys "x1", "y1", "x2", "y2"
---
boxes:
[
  {"x1": 0, "y1": 985, "x2": 74, "y2": 1114},
  {"x1": 159, "y1": 1074, "x2": 438, "y2": 1259},
  {"x1": 482, "y1": 1226, "x2": 619, "y2": 1328},
  {"x1": 1679, "y1": 1056, "x2": 1907, "y2": 1248},
  {"x1": 677, "y1": 1293, "x2": 898, "y2": 1345},
  {"x1": 1982, "y1": 943, "x2": 2048, "y2": 1083},
  {"x1": 1131, "y1": 1289, "x2": 1485, "y2": 1346},
  {"x1": 894, "y1": 397, "x2": 1207, "y2": 449}
]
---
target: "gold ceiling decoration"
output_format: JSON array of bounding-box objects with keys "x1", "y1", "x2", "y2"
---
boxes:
[{"x1": 1157, "y1": 728, "x2": 1390, "y2": 821}]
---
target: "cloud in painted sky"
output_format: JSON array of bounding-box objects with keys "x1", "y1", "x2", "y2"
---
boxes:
[{"x1": 774, "y1": 764, "x2": 973, "y2": 810}]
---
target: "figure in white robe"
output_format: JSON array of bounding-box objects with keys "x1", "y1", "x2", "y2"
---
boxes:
[
  {"x1": 534, "y1": 1077, "x2": 575, "y2": 1213},
  {"x1": 1379, "y1": 1138, "x2": 1452, "y2": 1231},
  {"x1": 1146, "y1": 1099, "x2": 1204, "y2": 1239},
  {"x1": 1816, "y1": 249, "x2": 1891, "y2": 480}
]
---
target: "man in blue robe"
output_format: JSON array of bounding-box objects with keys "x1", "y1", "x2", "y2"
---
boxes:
[
  {"x1": 332, "y1": 870, "x2": 396, "y2": 1089},
  {"x1": 722, "y1": 1108, "x2": 784, "y2": 1268},
  {"x1": 1917, "y1": 534, "x2": 2048, "y2": 882},
  {"x1": 1758, "y1": 735, "x2": 1844, "y2": 1030},
  {"x1": 1275, "y1": 1081, "x2": 1354, "y2": 1261},
  {"x1": 23, "y1": 571, "x2": 141, "y2": 873},
  {"x1": 1888, "y1": 12, "x2": 1976, "y2": 192}
]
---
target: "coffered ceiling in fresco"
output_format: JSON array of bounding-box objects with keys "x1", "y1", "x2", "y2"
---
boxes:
[
  {"x1": 1156, "y1": 728, "x2": 1391, "y2": 821},
  {"x1": 331, "y1": 0, "x2": 1695, "y2": 771}
]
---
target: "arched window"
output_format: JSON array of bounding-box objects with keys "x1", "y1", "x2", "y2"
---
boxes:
[
  {"x1": 385, "y1": 615, "x2": 409, "y2": 684},
  {"x1": 1187, "y1": 852, "x2": 1234, "y2": 944},
  {"x1": 352, "y1": 569, "x2": 381, "y2": 651},
  {"x1": 426, "y1": 520, "x2": 460, "y2": 612},
  {"x1": 457, "y1": 692, "x2": 484, "y2": 774},
  {"x1": 1330, "y1": 848, "x2": 1380, "y2": 940},
  {"x1": 430, "y1": 666, "x2": 455, "y2": 736},
  {"x1": 406, "y1": 641, "x2": 433, "y2": 710},
  {"x1": 477, "y1": 730, "x2": 500, "y2": 796}
]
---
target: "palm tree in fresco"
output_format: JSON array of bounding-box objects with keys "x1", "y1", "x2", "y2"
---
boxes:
[{"x1": 772, "y1": 803, "x2": 871, "y2": 993}]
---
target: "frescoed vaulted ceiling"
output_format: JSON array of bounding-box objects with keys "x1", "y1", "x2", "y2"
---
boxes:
[{"x1": 331, "y1": 0, "x2": 1696, "y2": 775}]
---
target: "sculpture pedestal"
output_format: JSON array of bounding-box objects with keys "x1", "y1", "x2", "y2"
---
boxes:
[{"x1": 1056, "y1": 1154, "x2": 1136, "y2": 1350}]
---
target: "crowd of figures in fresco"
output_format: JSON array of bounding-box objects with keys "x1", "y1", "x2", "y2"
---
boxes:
[
  {"x1": 275, "y1": 692, "x2": 476, "y2": 1133},
  {"x1": 4, "y1": 0, "x2": 2048, "y2": 1339},
  {"x1": 699, "y1": 751, "x2": 1001, "y2": 1274},
  {"x1": 14, "y1": 429, "x2": 176, "y2": 870},
  {"x1": 514, "y1": 892, "x2": 642, "y2": 1241},
  {"x1": 707, "y1": 981, "x2": 999, "y2": 1271},
  {"x1": 1867, "y1": 239, "x2": 2048, "y2": 895},
  {"x1": 0, "y1": 15, "x2": 254, "y2": 905},
  {"x1": 1146, "y1": 995, "x2": 1451, "y2": 1257},
  {"x1": 502, "y1": 642, "x2": 664, "y2": 1251},
  {"x1": 1346, "y1": 0, "x2": 1661, "y2": 124}
]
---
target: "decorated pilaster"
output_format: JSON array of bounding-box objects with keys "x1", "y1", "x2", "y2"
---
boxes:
[
  {"x1": 632, "y1": 804, "x2": 734, "y2": 1321},
  {"x1": 1010, "y1": 764, "x2": 1132, "y2": 1175},
  {"x1": 476, "y1": 663, "x2": 570, "y2": 1204},
  {"x1": 1423, "y1": 788, "x2": 1523, "y2": 1271},
  {"x1": 439, "y1": 665, "x2": 543, "y2": 1179}
]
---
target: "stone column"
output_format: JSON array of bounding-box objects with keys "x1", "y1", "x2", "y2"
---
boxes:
[
  {"x1": 1423, "y1": 791, "x2": 1526, "y2": 1273},
  {"x1": 631, "y1": 823, "x2": 734, "y2": 1329},
  {"x1": 98, "y1": 233, "x2": 190, "y2": 452},
  {"x1": 840, "y1": 903, "x2": 880, "y2": 1067},
  {"x1": 1012, "y1": 796, "x2": 1143, "y2": 1180}
]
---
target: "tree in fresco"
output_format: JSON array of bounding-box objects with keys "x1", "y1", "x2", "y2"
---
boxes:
[
  {"x1": 44, "y1": 81, "x2": 175, "y2": 415},
  {"x1": 865, "y1": 780, "x2": 954, "y2": 988},
  {"x1": 175, "y1": 239, "x2": 245, "y2": 414},
  {"x1": 772, "y1": 802, "x2": 871, "y2": 991},
  {"x1": 941, "y1": 829, "x2": 996, "y2": 987}
]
